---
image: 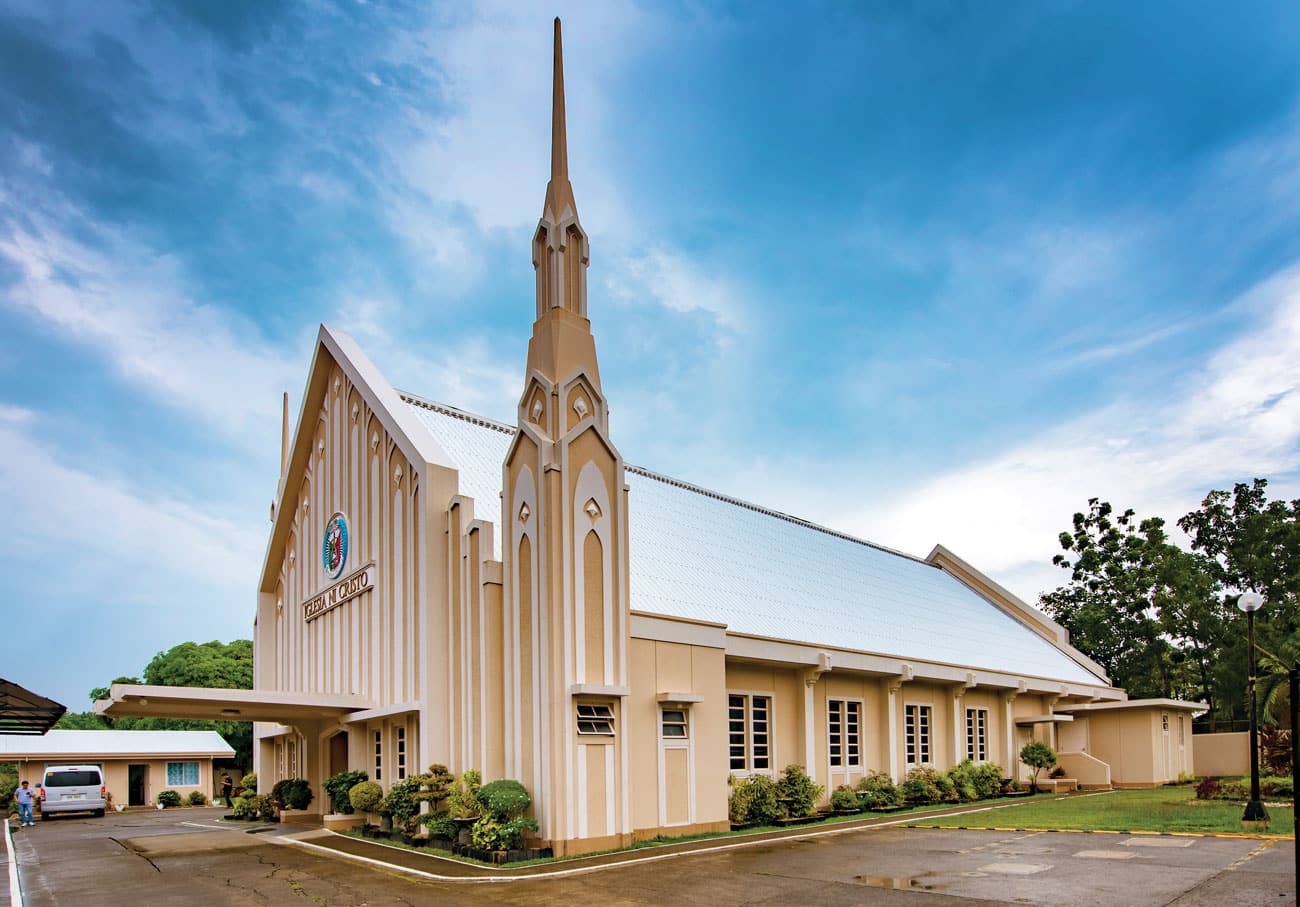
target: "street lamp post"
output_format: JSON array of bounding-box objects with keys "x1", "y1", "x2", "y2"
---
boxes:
[{"x1": 1238, "y1": 591, "x2": 1268, "y2": 827}]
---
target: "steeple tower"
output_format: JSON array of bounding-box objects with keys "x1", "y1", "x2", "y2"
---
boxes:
[
  {"x1": 527, "y1": 18, "x2": 598, "y2": 384},
  {"x1": 502, "y1": 17, "x2": 632, "y2": 856}
]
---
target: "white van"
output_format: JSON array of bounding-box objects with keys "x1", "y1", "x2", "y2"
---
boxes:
[{"x1": 41, "y1": 765, "x2": 107, "y2": 818}]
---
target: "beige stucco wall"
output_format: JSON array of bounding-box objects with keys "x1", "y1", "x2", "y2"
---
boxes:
[
  {"x1": 627, "y1": 636, "x2": 729, "y2": 838},
  {"x1": 1193, "y1": 731, "x2": 1249, "y2": 777},
  {"x1": 1083, "y1": 707, "x2": 1193, "y2": 787},
  {"x1": 12, "y1": 757, "x2": 216, "y2": 808}
]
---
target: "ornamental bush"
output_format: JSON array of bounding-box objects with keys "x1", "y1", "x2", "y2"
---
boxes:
[
  {"x1": 902, "y1": 767, "x2": 945, "y2": 805},
  {"x1": 1019, "y1": 742, "x2": 1057, "y2": 792},
  {"x1": 240, "y1": 773, "x2": 257, "y2": 795},
  {"x1": 830, "y1": 785, "x2": 862, "y2": 812},
  {"x1": 1194, "y1": 777, "x2": 1220, "y2": 800},
  {"x1": 476, "y1": 779, "x2": 532, "y2": 818},
  {"x1": 728, "y1": 774, "x2": 782, "y2": 826},
  {"x1": 323, "y1": 770, "x2": 368, "y2": 814},
  {"x1": 470, "y1": 815, "x2": 540, "y2": 851},
  {"x1": 446, "y1": 769, "x2": 483, "y2": 819},
  {"x1": 381, "y1": 778, "x2": 422, "y2": 834},
  {"x1": 420, "y1": 811, "x2": 457, "y2": 841},
  {"x1": 348, "y1": 780, "x2": 384, "y2": 814},
  {"x1": 157, "y1": 789, "x2": 182, "y2": 808},
  {"x1": 856, "y1": 770, "x2": 903, "y2": 809},
  {"x1": 187, "y1": 791, "x2": 207, "y2": 806},
  {"x1": 231, "y1": 795, "x2": 250, "y2": 817},
  {"x1": 777, "y1": 764, "x2": 825, "y2": 817},
  {"x1": 271, "y1": 778, "x2": 314, "y2": 811}
]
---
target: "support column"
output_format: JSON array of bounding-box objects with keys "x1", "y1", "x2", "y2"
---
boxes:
[
  {"x1": 801, "y1": 654, "x2": 830, "y2": 784},
  {"x1": 887, "y1": 665, "x2": 913, "y2": 782}
]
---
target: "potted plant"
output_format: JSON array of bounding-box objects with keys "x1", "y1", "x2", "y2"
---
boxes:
[
  {"x1": 446, "y1": 769, "x2": 483, "y2": 844},
  {"x1": 466, "y1": 779, "x2": 540, "y2": 863}
]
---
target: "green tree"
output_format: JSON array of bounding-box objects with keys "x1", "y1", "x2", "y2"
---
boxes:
[
  {"x1": 57, "y1": 641, "x2": 254, "y2": 767},
  {"x1": 1040, "y1": 499, "x2": 1211, "y2": 699},
  {"x1": 1019, "y1": 741, "x2": 1056, "y2": 794}
]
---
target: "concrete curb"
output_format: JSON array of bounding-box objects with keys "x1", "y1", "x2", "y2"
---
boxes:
[{"x1": 3, "y1": 818, "x2": 24, "y2": 907}]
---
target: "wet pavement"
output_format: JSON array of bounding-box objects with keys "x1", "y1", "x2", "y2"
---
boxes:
[{"x1": 5, "y1": 806, "x2": 1295, "y2": 905}]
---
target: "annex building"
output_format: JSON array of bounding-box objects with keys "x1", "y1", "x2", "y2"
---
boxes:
[{"x1": 100, "y1": 21, "x2": 1202, "y2": 855}]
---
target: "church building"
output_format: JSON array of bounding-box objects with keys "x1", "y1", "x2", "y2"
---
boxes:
[{"x1": 100, "y1": 20, "x2": 1203, "y2": 856}]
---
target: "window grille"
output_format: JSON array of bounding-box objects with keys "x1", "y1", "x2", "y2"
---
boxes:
[
  {"x1": 396, "y1": 726, "x2": 407, "y2": 779},
  {"x1": 966, "y1": 708, "x2": 988, "y2": 762},
  {"x1": 728, "y1": 693, "x2": 771, "y2": 771},
  {"x1": 661, "y1": 708, "x2": 688, "y2": 738},
  {"x1": 576, "y1": 703, "x2": 615, "y2": 735},
  {"x1": 828, "y1": 700, "x2": 862, "y2": 768},
  {"x1": 373, "y1": 729, "x2": 382, "y2": 781},
  {"x1": 905, "y1": 704, "x2": 932, "y2": 765}
]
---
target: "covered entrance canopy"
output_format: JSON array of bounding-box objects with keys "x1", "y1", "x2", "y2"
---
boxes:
[
  {"x1": 0, "y1": 678, "x2": 67, "y2": 735},
  {"x1": 96, "y1": 683, "x2": 372, "y2": 724}
]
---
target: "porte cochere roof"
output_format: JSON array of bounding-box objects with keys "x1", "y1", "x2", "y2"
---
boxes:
[{"x1": 404, "y1": 394, "x2": 1106, "y2": 688}]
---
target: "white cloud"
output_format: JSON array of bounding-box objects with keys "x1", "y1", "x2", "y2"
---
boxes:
[
  {"x1": 606, "y1": 247, "x2": 748, "y2": 336},
  {"x1": 0, "y1": 413, "x2": 257, "y2": 593},
  {"x1": 842, "y1": 264, "x2": 1300, "y2": 603},
  {"x1": 0, "y1": 212, "x2": 299, "y2": 452}
]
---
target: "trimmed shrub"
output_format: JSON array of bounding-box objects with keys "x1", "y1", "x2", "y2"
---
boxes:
[
  {"x1": 381, "y1": 779, "x2": 422, "y2": 834},
  {"x1": 728, "y1": 774, "x2": 782, "y2": 825},
  {"x1": 830, "y1": 785, "x2": 862, "y2": 812},
  {"x1": 902, "y1": 767, "x2": 944, "y2": 805},
  {"x1": 157, "y1": 789, "x2": 182, "y2": 808},
  {"x1": 477, "y1": 779, "x2": 532, "y2": 818},
  {"x1": 778, "y1": 764, "x2": 825, "y2": 817},
  {"x1": 248, "y1": 794, "x2": 276, "y2": 819},
  {"x1": 349, "y1": 780, "x2": 384, "y2": 814},
  {"x1": 856, "y1": 770, "x2": 903, "y2": 809},
  {"x1": 187, "y1": 791, "x2": 207, "y2": 806},
  {"x1": 240, "y1": 773, "x2": 257, "y2": 794},
  {"x1": 1019, "y1": 742, "x2": 1057, "y2": 792},
  {"x1": 271, "y1": 778, "x2": 314, "y2": 811},
  {"x1": 447, "y1": 769, "x2": 483, "y2": 819},
  {"x1": 323, "y1": 770, "x2": 368, "y2": 814},
  {"x1": 231, "y1": 795, "x2": 250, "y2": 817},
  {"x1": 420, "y1": 811, "x2": 457, "y2": 841}
]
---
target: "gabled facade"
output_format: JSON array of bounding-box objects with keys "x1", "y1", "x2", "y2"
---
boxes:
[{"x1": 99, "y1": 19, "x2": 1204, "y2": 855}]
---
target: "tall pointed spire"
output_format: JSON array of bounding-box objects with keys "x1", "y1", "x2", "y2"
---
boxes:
[
  {"x1": 543, "y1": 17, "x2": 577, "y2": 220},
  {"x1": 550, "y1": 16, "x2": 568, "y2": 183}
]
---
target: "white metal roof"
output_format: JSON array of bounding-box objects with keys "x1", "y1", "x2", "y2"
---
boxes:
[
  {"x1": 0, "y1": 730, "x2": 235, "y2": 758},
  {"x1": 405, "y1": 395, "x2": 1105, "y2": 686}
]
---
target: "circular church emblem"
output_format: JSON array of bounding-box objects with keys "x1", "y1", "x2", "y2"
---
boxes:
[{"x1": 322, "y1": 512, "x2": 349, "y2": 578}]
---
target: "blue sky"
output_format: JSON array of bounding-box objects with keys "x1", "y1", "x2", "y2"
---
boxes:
[{"x1": 3, "y1": 0, "x2": 1299, "y2": 711}]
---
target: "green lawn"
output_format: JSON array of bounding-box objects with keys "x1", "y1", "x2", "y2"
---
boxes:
[{"x1": 905, "y1": 787, "x2": 1295, "y2": 836}]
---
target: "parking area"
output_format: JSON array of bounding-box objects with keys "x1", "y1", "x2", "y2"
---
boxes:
[{"x1": 5, "y1": 808, "x2": 1295, "y2": 906}]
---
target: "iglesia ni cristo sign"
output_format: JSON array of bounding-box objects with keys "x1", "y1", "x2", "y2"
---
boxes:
[{"x1": 303, "y1": 563, "x2": 374, "y2": 622}]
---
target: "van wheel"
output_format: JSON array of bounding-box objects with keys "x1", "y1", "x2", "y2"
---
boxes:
[{"x1": 94, "y1": 808, "x2": 105, "y2": 818}]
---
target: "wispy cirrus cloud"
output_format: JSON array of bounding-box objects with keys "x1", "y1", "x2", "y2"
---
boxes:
[
  {"x1": 845, "y1": 264, "x2": 1300, "y2": 603},
  {"x1": 0, "y1": 207, "x2": 298, "y2": 451}
]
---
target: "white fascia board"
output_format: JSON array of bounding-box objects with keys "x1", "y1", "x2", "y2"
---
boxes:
[
  {"x1": 257, "y1": 324, "x2": 456, "y2": 593},
  {"x1": 1058, "y1": 698, "x2": 1209, "y2": 714},
  {"x1": 342, "y1": 701, "x2": 421, "y2": 724},
  {"x1": 722, "y1": 632, "x2": 1123, "y2": 701},
  {"x1": 629, "y1": 612, "x2": 728, "y2": 649}
]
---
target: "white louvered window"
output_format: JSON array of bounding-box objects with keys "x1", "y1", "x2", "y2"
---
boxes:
[
  {"x1": 966, "y1": 708, "x2": 988, "y2": 762},
  {"x1": 828, "y1": 699, "x2": 862, "y2": 768},
  {"x1": 729, "y1": 693, "x2": 771, "y2": 772},
  {"x1": 905, "y1": 704, "x2": 932, "y2": 766},
  {"x1": 661, "y1": 708, "x2": 688, "y2": 738},
  {"x1": 577, "y1": 703, "x2": 615, "y2": 736}
]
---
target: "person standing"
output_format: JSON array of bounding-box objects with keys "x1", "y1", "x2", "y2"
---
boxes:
[
  {"x1": 14, "y1": 780, "x2": 35, "y2": 827},
  {"x1": 220, "y1": 773, "x2": 234, "y2": 808}
]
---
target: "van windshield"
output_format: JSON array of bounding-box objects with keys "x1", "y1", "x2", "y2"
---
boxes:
[{"x1": 45, "y1": 770, "x2": 101, "y2": 787}]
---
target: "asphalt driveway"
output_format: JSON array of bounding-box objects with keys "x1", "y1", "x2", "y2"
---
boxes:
[{"x1": 5, "y1": 807, "x2": 1294, "y2": 906}]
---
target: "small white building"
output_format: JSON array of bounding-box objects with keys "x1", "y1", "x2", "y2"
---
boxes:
[{"x1": 0, "y1": 730, "x2": 235, "y2": 808}]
